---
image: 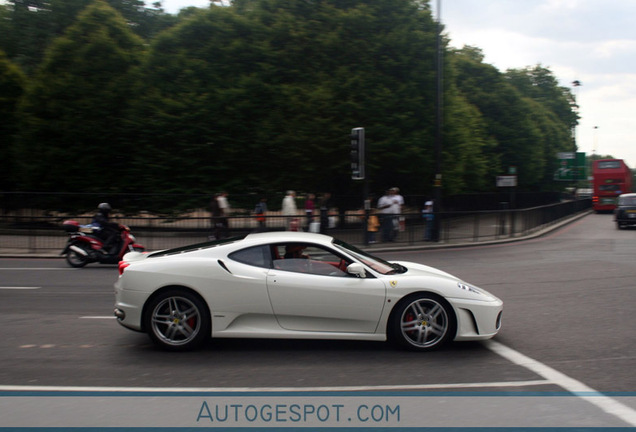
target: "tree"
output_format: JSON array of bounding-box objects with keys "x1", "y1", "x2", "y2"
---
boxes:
[
  {"x1": 15, "y1": 0, "x2": 146, "y2": 192},
  {"x1": 0, "y1": 51, "x2": 26, "y2": 190},
  {"x1": 0, "y1": 0, "x2": 176, "y2": 74},
  {"x1": 451, "y1": 46, "x2": 551, "y2": 189},
  {"x1": 4, "y1": 0, "x2": 582, "y2": 204},
  {"x1": 129, "y1": 0, "x2": 440, "y2": 201},
  {"x1": 505, "y1": 65, "x2": 579, "y2": 189},
  {"x1": 505, "y1": 65, "x2": 579, "y2": 134}
]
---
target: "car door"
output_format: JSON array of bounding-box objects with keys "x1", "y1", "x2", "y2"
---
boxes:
[{"x1": 266, "y1": 243, "x2": 387, "y2": 333}]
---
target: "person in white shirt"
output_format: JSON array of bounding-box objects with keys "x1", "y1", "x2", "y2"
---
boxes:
[
  {"x1": 213, "y1": 191, "x2": 230, "y2": 239},
  {"x1": 217, "y1": 192, "x2": 230, "y2": 215},
  {"x1": 377, "y1": 188, "x2": 401, "y2": 242},
  {"x1": 282, "y1": 190, "x2": 298, "y2": 230}
]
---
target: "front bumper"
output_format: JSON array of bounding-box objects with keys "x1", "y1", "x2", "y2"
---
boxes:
[{"x1": 450, "y1": 297, "x2": 503, "y2": 341}]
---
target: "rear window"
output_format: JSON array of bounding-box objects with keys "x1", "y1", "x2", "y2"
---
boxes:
[
  {"x1": 229, "y1": 245, "x2": 271, "y2": 268},
  {"x1": 149, "y1": 235, "x2": 247, "y2": 258}
]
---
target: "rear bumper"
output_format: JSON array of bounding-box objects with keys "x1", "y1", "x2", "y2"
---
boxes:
[{"x1": 114, "y1": 280, "x2": 150, "y2": 331}]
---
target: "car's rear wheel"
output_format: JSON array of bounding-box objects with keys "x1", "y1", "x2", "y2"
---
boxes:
[
  {"x1": 389, "y1": 293, "x2": 456, "y2": 351},
  {"x1": 144, "y1": 289, "x2": 210, "y2": 351}
]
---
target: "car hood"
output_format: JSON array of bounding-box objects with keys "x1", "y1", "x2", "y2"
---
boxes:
[
  {"x1": 391, "y1": 261, "x2": 458, "y2": 280},
  {"x1": 390, "y1": 261, "x2": 500, "y2": 302}
]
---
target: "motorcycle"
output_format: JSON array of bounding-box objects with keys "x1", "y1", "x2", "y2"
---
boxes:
[{"x1": 61, "y1": 220, "x2": 145, "y2": 268}]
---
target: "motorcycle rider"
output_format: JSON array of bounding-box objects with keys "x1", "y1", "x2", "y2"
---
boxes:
[{"x1": 91, "y1": 203, "x2": 120, "y2": 254}]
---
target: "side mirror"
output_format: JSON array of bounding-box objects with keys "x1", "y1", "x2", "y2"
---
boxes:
[{"x1": 347, "y1": 263, "x2": 366, "y2": 278}]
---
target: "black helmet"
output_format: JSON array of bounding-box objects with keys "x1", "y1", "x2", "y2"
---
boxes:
[{"x1": 98, "y1": 202, "x2": 111, "y2": 212}]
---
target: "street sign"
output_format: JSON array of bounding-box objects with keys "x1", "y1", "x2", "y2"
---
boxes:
[
  {"x1": 557, "y1": 152, "x2": 575, "y2": 160},
  {"x1": 554, "y1": 152, "x2": 586, "y2": 181},
  {"x1": 496, "y1": 175, "x2": 517, "y2": 187}
]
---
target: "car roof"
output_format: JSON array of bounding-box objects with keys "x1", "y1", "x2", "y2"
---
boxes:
[
  {"x1": 243, "y1": 231, "x2": 335, "y2": 245},
  {"x1": 147, "y1": 231, "x2": 338, "y2": 259}
]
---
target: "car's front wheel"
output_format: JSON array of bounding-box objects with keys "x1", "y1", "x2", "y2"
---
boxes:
[
  {"x1": 144, "y1": 289, "x2": 210, "y2": 351},
  {"x1": 389, "y1": 293, "x2": 456, "y2": 351}
]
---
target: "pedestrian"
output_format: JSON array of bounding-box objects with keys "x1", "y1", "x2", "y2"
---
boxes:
[
  {"x1": 377, "y1": 188, "x2": 400, "y2": 242},
  {"x1": 217, "y1": 191, "x2": 230, "y2": 238},
  {"x1": 209, "y1": 193, "x2": 221, "y2": 240},
  {"x1": 254, "y1": 197, "x2": 267, "y2": 232},
  {"x1": 282, "y1": 190, "x2": 298, "y2": 230},
  {"x1": 393, "y1": 187, "x2": 405, "y2": 233},
  {"x1": 304, "y1": 193, "x2": 315, "y2": 231},
  {"x1": 319, "y1": 192, "x2": 332, "y2": 234},
  {"x1": 367, "y1": 208, "x2": 380, "y2": 244},
  {"x1": 422, "y1": 200, "x2": 434, "y2": 241},
  {"x1": 210, "y1": 192, "x2": 230, "y2": 240}
]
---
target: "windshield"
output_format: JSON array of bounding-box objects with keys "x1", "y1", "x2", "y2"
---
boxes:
[
  {"x1": 619, "y1": 196, "x2": 636, "y2": 206},
  {"x1": 599, "y1": 184, "x2": 621, "y2": 191},
  {"x1": 597, "y1": 161, "x2": 622, "y2": 169},
  {"x1": 333, "y1": 239, "x2": 406, "y2": 275}
]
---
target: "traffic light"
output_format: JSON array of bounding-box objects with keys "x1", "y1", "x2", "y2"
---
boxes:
[{"x1": 350, "y1": 127, "x2": 365, "y2": 180}]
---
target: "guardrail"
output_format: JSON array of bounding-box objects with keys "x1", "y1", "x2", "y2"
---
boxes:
[{"x1": 0, "y1": 200, "x2": 592, "y2": 254}]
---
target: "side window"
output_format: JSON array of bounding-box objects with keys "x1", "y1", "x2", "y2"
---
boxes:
[
  {"x1": 229, "y1": 245, "x2": 271, "y2": 268},
  {"x1": 272, "y1": 243, "x2": 352, "y2": 277}
]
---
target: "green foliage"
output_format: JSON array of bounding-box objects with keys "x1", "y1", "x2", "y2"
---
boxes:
[
  {"x1": 0, "y1": 51, "x2": 26, "y2": 190},
  {"x1": 0, "y1": 0, "x2": 176, "y2": 74},
  {"x1": 451, "y1": 46, "x2": 577, "y2": 190},
  {"x1": 129, "y1": 0, "x2": 440, "y2": 198},
  {"x1": 15, "y1": 0, "x2": 147, "y2": 193},
  {"x1": 2, "y1": 0, "x2": 580, "y2": 210}
]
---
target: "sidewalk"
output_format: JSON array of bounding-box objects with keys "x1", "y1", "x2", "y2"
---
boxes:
[{"x1": 0, "y1": 211, "x2": 590, "y2": 258}]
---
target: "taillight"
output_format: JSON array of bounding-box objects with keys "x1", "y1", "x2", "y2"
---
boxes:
[
  {"x1": 118, "y1": 261, "x2": 130, "y2": 275},
  {"x1": 592, "y1": 196, "x2": 599, "y2": 203}
]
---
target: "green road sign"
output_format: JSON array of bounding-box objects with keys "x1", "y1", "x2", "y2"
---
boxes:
[{"x1": 554, "y1": 152, "x2": 586, "y2": 181}]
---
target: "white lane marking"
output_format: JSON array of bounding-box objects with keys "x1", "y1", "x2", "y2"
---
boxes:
[
  {"x1": 4, "y1": 339, "x2": 633, "y2": 426},
  {"x1": 0, "y1": 380, "x2": 550, "y2": 393},
  {"x1": 485, "y1": 340, "x2": 636, "y2": 426},
  {"x1": 0, "y1": 268, "x2": 78, "y2": 271},
  {"x1": 0, "y1": 287, "x2": 41, "y2": 290}
]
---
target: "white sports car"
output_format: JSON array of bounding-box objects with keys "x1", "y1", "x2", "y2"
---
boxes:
[{"x1": 114, "y1": 232, "x2": 502, "y2": 351}]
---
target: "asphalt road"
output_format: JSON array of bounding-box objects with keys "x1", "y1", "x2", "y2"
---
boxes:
[{"x1": 0, "y1": 212, "x2": 635, "y2": 427}]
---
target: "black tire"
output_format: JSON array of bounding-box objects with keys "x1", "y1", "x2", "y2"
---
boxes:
[
  {"x1": 144, "y1": 289, "x2": 210, "y2": 351},
  {"x1": 389, "y1": 293, "x2": 457, "y2": 351},
  {"x1": 65, "y1": 244, "x2": 90, "y2": 268}
]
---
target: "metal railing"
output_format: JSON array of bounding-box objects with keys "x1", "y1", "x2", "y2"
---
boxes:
[{"x1": 0, "y1": 199, "x2": 592, "y2": 254}]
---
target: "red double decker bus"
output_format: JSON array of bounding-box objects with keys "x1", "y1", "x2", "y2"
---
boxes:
[{"x1": 592, "y1": 159, "x2": 632, "y2": 212}]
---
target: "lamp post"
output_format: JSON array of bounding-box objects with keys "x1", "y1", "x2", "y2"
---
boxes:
[
  {"x1": 571, "y1": 80, "x2": 581, "y2": 150},
  {"x1": 432, "y1": 0, "x2": 443, "y2": 242},
  {"x1": 592, "y1": 126, "x2": 599, "y2": 155}
]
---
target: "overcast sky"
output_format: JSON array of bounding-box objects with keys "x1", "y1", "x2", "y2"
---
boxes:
[{"x1": 161, "y1": 0, "x2": 636, "y2": 169}]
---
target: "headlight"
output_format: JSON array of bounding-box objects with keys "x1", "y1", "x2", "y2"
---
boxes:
[
  {"x1": 457, "y1": 281, "x2": 497, "y2": 301},
  {"x1": 458, "y1": 281, "x2": 484, "y2": 295}
]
